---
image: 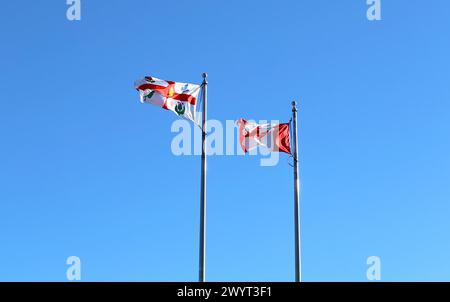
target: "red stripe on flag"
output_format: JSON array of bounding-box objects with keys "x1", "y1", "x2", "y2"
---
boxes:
[
  {"x1": 172, "y1": 93, "x2": 197, "y2": 105},
  {"x1": 137, "y1": 84, "x2": 197, "y2": 105},
  {"x1": 274, "y1": 123, "x2": 291, "y2": 154},
  {"x1": 237, "y1": 119, "x2": 249, "y2": 153},
  {"x1": 137, "y1": 83, "x2": 167, "y2": 94}
]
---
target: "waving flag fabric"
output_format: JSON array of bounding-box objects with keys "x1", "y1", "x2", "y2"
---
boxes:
[
  {"x1": 135, "y1": 76, "x2": 201, "y2": 123},
  {"x1": 237, "y1": 119, "x2": 291, "y2": 154}
]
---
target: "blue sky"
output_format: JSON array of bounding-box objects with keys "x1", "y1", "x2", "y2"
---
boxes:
[{"x1": 1, "y1": 0, "x2": 450, "y2": 281}]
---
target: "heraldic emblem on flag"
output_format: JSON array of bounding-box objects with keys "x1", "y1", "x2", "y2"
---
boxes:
[{"x1": 135, "y1": 76, "x2": 201, "y2": 124}]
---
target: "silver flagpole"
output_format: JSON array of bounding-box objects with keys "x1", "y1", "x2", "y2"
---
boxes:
[
  {"x1": 292, "y1": 101, "x2": 302, "y2": 282},
  {"x1": 198, "y1": 73, "x2": 208, "y2": 282}
]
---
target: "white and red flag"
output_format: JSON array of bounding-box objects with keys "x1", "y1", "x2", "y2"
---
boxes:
[
  {"x1": 237, "y1": 119, "x2": 291, "y2": 154},
  {"x1": 135, "y1": 76, "x2": 201, "y2": 124}
]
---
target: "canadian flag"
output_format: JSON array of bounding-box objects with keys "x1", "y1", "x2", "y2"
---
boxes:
[{"x1": 237, "y1": 119, "x2": 291, "y2": 154}]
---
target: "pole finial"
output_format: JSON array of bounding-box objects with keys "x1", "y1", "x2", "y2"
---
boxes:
[
  {"x1": 292, "y1": 100, "x2": 297, "y2": 112},
  {"x1": 202, "y1": 73, "x2": 208, "y2": 84}
]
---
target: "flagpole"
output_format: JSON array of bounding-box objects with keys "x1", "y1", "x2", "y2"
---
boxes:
[
  {"x1": 198, "y1": 73, "x2": 208, "y2": 282},
  {"x1": 292, "y1": 101, "x2": 302, "y2": 282}
]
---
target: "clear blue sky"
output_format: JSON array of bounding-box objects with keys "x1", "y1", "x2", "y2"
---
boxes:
[{"x1": 1, "y1": 1, "x2": 449, "y2": 281}]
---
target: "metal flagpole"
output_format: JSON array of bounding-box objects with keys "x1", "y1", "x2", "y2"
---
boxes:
[
  {"x1": 292, "y1": 101, "x2": 302, "y2": 282},
  {"x1": 198, "y1": 73, "x2": 208, "y2": 282}
]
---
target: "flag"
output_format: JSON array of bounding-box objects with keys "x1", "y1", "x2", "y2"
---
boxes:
[
  {"x1": 135, "y1": 76, "x2": 201, "y2": 124},
  {"x1": 237, "y1": 119, "x2": 291, "y2": 154}
]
